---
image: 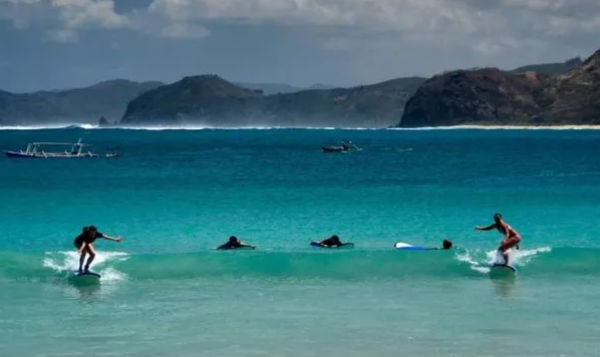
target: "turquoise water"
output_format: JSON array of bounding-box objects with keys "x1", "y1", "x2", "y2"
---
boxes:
[{"x1": 1, "y1": 128, "x2": 600, "y2": 357}]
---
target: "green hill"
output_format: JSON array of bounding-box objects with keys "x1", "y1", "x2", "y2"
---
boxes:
[{"x1": 121, "y1": 75, "x2": 426, "y2": 127}]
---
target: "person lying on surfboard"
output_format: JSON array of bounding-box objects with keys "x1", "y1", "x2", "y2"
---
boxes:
[
  {"x1": 318, "y1": 235, "x2": 344, "y2": 247},
  {"x1": 217, "y1": 236, "x2": 256, "y2": 250},
  {"x1": 475, "y1": 213, "x2": 521, "y2": 264},
  {"x1": 74, "y1": 226, "x2": 122, "y2": 273}
]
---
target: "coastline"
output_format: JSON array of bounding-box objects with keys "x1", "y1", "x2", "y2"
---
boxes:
[
  {"x1": 3, "y1": 123, "x2": 600, "y2": 130},
  {"x1": 436, "y1": 124, "x2": 600, "y2": 130}
]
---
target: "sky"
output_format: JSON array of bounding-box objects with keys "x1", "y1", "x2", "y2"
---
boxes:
[{"x1": 1, "y1": 0, "x2": 599, "y2": 92}]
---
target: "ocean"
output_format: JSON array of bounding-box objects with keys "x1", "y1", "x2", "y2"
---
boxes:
[{"x1": 1, "y1": 127, "x2": 599, "y2": 357}]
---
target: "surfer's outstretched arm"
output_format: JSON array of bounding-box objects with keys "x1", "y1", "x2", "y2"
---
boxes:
[
  {"x1": 239, "y1": 242, "x2": 256, "y2": 249},
  {"x1": 101, "y1": 234, "x2": 122, "y2": 243},
  {"x1": 475, "y1": 223, "x2": 496, "y2": 231}
]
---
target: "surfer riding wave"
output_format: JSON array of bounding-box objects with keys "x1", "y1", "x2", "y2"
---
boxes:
[
  {"x1": 475, "y1": 213, "x2": 521, "y2": 265},
  {"x1": 74, "y1": 226, "x2": 122, "y2": 273}
]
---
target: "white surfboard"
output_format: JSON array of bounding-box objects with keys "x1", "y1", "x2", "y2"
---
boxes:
[
  {"x1": 394, "y1": 242, "x2": 428, "y2": 251},
  {"x1": 489, "y1": 250, "x2": 517, "y2": 276}
]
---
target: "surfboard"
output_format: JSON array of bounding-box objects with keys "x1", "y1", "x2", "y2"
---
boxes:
[
  {"x1": 72, "y1": 270, "x2": 101, "y2": 282},
  {"x1": 489, "y1": 264, "x2": 517, "y2": 278},
  {"x1": 310, "y1": 241, "x2": 354, "y2": 249},
  {"x1": 489, "y1": 250, "x2": 517, "y2": 276},
  {"x1": 394, "y1": 242, "x2": 430, "y2": 251}
]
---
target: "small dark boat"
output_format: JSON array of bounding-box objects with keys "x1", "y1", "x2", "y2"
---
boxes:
[
  {"x1": 321, "y1": 145, "x2": 347, "y2": 153},
  {"x1": 321, "y1": 141, "x2": 359, "y2": 153}
]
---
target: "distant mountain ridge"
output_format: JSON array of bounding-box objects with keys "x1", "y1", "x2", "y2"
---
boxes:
[
  {"x1": 120, "y1": 75, "x2": 426, "y2": 127},
  {"x1": 510, "y1": 57, "x2": 582, "y2": 76},
  {"x1": 1, "y1": 55, "x2": 595, "y2": 127},
  {"x1": 234, "y1": 82, "x2": 336, "y2": 95},
  {"x1": 0, "y1": 79, "x2": 163, "y2": 125}
]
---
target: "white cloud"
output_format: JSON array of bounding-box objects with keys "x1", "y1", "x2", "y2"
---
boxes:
[
  {"x1": 51, "y1": 0, "x2": 129, "y2": 29},
  {"x1": 141, "y1": 0, "x2": 600, "y2": 55},
  {"x1": 2, "y1": 0, "x2": 600, "y2": 52},
  {"x1": 0, "y1": 0, "x2": 129, "y2": 42},
  {"x1": 159, "y1": 22, "x2": 210, "y2": 39}
]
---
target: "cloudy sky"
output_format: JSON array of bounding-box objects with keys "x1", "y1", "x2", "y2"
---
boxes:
[{"x1": 1, "y1": 0, "x2": 599, "y2": 92}]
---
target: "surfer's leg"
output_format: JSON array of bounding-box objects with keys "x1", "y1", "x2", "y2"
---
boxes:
[
  {"x1": 499, "y1": 237, "x2": 521, "y2": 264},
  {"x1": 83, "y1": 244, "x2": 96, "y2": 272},
  {"x1": 78, "y1": 251, "x2": 87, "y2": 273}
]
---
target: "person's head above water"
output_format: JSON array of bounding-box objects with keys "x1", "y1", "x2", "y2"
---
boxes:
[
  {"x1": 229, "y1": 236, "x2": 239, "y2": 243},
  {"x1": 331, "y1": 235, "x2": 341, "y2": 242},
  {"x1": 442, "y1": 239, "x2": 453, "y2": 249},
  {"x1": 494, "y1": 213, "x2": 503, "y2": 223}
]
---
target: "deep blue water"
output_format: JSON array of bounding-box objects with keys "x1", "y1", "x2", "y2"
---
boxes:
[{"x1": 1, "y1": 128, "x2": 599, "y2": 357}]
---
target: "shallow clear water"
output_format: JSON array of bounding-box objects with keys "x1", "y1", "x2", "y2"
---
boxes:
[{"x1": 1, "y1": 128, "x2": 599, "y2": 357}]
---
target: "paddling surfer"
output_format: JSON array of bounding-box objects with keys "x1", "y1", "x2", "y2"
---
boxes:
[
  {"x1": 475, "y1": 213, "x2": 521, "y2": 264},
  {"x1": 318, "y1": 235, "x2": 344, "y2": 247},
  {"x1": 74, "y1": 226, "x2": 122, "y2": 273},
  {"x1": 217, "y1": 236, "x2": 256, "y2": 250}
]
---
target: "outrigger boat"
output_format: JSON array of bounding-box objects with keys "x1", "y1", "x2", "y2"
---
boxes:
[{"x1": 4, "y1": 138, "x2": 118, "y2": 159}]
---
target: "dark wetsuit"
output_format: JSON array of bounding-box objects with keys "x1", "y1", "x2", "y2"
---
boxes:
[
  {"x1": 320, "y1": 237, "x2": 342, "y2": 247},
  {"x1": 218, "y1": 242, "x2": 241, "y2": 250},
  {"x1": 74, "y1": 231, "x2": 104, "y2": 249}
]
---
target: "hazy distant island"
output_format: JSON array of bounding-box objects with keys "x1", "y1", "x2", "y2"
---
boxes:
[
  {"x1": 1, "y1": 53, "x2": 598, "y2": 128},
  {"x1": 0, "y1": 79, "x2": 163, "y2": 126}
]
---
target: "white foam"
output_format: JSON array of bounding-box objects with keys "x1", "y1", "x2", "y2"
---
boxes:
[
  {"x1": 113, "y1": 125, "x2": 366, "y2": 131},
  {"x1": 44, "y1": 250, "x2": 129, "y2": 281},
  {"x1": 505, "y1": 246, "x2": 552, "y2": 266},
  {"x1": 4, "y1": 123, "x2": 600, "y2": 131},
  {"x1": 389, "y1": 125, "x2": 600, "y2": 131},
  {"x1": 455, "y1": 250, "x2": 490, "y2": 274},
  {"x1": 0, "y1": 123, "x2": 99, "y2": 130},
  {"x1": 456, "y1": 246, "x2": 552, "y2": 274}
]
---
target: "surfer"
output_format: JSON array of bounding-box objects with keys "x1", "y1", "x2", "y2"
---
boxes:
[
  {"x1": 318, "y1": 235, "x2": 343, "y2": 247},
  {"x1": 217, "y1": 236, "x2": 256, "y2": 250},
  {"x1": 74, "y1": 226, "x2": 122, "y2": 273},
  {"x1": 441, "y1": 239, "x2": 453, "y2": 250},
  {"x1": 475, "y1": 213, "x2": 521, "y2": 264}
]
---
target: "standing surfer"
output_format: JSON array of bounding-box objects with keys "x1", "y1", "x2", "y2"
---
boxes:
[
  {"x1": 74, "y1": 226, "x2": 122, "y2": 273},
  {"x1": 475, "y1": 213, "x2": 521, "y2": 264}
]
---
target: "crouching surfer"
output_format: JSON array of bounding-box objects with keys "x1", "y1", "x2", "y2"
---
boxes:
[
  {"x1": 475, "y1": 213, "x2": 521, "y2": 265},
  {"x1": 74, "y1": 225, "x2": 122, "y2": 273},
  {"x1": 217, "y1": 236, "x2": 256, "y2": 250}
]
